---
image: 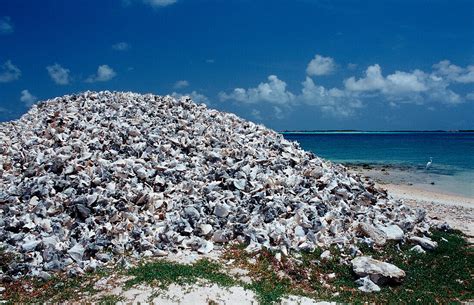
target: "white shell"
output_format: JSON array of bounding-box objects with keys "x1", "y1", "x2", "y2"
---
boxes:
[{"x1": 0, "y1": 91, "x2": 432, "y2": 278}]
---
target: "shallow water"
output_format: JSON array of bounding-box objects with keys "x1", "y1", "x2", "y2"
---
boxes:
[{"x1": 282, "y1": 132, "x2": 474, "y2": 198}]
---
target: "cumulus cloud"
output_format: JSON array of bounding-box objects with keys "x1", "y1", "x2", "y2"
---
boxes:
[
  {"x1": 344, "y1": 64, "x2": 439, "y2": 95},
  {"x1": 46, "y1": 63, "x2": 70, "y2": 85},
  {"x1": 220, "y1": 75, "x2": 360, "y2": 118},
  {"x1": 300, "y1": 77, "x2": 362, "y2": 117},
  {"x1": 20, "y1": 90, "x2": 37, "y2": 107},
  {"x1": 222, "y1": 56, "x2": 471, "y2": 118},
  {"x1": 172, "y1": 91, "x2": 210, "y2": 105},
  {"x1": 0, "y1": 60, "x2": 21, "y2": 82},
  {"x1": 344, "y1": 64, "x2": 386, "y2": 92},
  {"x1": 112, "y1": 42, "x2": 130, "y2": 51},
  {"x1": 143, "y1": 0, "x2": 177, "y2": 7},
  {"x1": 219, "y1": 75, "x2": 295, "y2": 105},
  {"x1": 173, "y1": 80, "x2": 189, "y2": 89},
  {"x1": 306, "y1": 54, "x2": 336, "y2": 76},
  {"x1": 344, "y1": 64, "x2": 461, "y2": 104},
  {"x1": 385, "y1": 70, "x2": 428, "y2": 93},
  {"x1": 86, "y1": 65, "x2": 116, "y2": 83},
  {"x1": 0, "y1": 16, "x2": 13, "y2": 34},
  {"x1": 455, "y1": 69, "x2": 474, "y2": 84},
  {"x1": 433, "y1": 60, "x2": 474, "y2": 84}
]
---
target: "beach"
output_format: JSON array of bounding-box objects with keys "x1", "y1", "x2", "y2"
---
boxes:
[
  {"x1": 347, "y1": 164, "x2": 474, "y2": 239},
  {"x1": 1, "y1": 95, "x2": 472, "y2": 303},
  {"x1": 1, "y1": 0, "x2": 473, "y2": 302},
  {"x1": 282, "y1": 132, "x2": 474, "y2": 239}
]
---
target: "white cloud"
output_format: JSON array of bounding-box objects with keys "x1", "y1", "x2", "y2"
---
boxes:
[
  {"x1": 112, "y1": 42, "x2": 130, "y2": 51},
  {"x1": 306, "y1": 54, "x2": 336, "y2": 76},
  {"x1": 86, "y1": 65, "x2": 116, "y2": 83},
  {"x1": 466, "y1": 92, "x2": 474, "y2": 101},
  {"x1": 206, "y1": 59, "x2": 215, "y2": 64},
  {"x1": 172, "y1": 91, "x2": 210, "y2": 105},
  {"x1": 425, "y1": 80, "x2": 461, "y2": 105},
  {"x1": 173, "y1": 80, "x2": 189, "y2": 89},
  {"x1": 0, "y1": 60, "x2": 21, "y2": 82},
  {"x1": 20, "y1": 90, "x2": 37, "y2": 107},
  {"x1": 300, "y1": 77, "x2": 362, "y2": 117},
  {"x1": 433, "y1": 60, "x2": 463, "y2": 77},
  {"x1": 344, "y1": 64, "x2": 461, "y2": 105},
  {"x1": 220, "y1": 74, "x2": 360, "y2": 118},
  {"x1": 385, "y1": 70, "x2": 428, "y2": 93},
  {"x1": 143, "y1": 0, "x2": 177, "y2": 7},
  {"x1": 219, "y1": 75, "x2": 295, "y2": 105},
  {"x1": 344, "y1": 64, "x2": 386, "y2": 92},
  {"x1": 344, "y1": 65, "x2": 431, "y2": 95},
  {"x1": 456, "y1": 67, "x2": 474, "y2": 84},
  {"x1": 221, "y1": 56, "x2": 470, "y2": 118},
  {"x1": 433, "y1": 60, "x2": 474, "y2": 84},
  {"x1": 0, "y1": 16, "x2": 13, "y2": 34},
  {"x1": 46, "y1": 63, "x2": 70, "y2": 85}
]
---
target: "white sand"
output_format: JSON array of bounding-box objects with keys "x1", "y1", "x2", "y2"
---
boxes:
[
  {"x1": 385, "y1": 183, "x2": 474, "y2": 238},
  {"x1": 349, "y1": 166, "x2": 473, "y2": 239},
  {"x1": 119, "y1": 283, "x2": 257, "y2": 305},
  {"x1": 89, "y1": 277, "x2": 332, "y2": 304}
]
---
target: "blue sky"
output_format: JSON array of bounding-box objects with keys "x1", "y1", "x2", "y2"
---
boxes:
[{"x1": 0, "y1": 0, "x2": 473, "y2": 130}]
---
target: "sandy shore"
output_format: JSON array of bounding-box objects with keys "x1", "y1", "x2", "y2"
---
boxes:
[
  {"x1": 348, "y1": 165, "x2": 474, "y2": 239},
  {"x1": 385, "y1": 184, "x2": 474, "y2": 238}
]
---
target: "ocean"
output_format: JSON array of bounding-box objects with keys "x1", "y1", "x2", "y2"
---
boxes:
[{"x1": 282, "y1": 132, "x2": 474, "y2": 198}]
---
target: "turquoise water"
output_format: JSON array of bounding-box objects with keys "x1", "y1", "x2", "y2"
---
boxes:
[{"x1": 282, "y1": 132, "x2": 474, "y2": 197}]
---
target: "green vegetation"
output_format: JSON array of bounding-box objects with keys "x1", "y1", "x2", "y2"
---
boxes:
[
  {"x1": 3, "y1": 273, "x2": 101, "y2": 303},
  {"x1": 125, "y1": 259, "x2": 236, "y2": 289},
  {"x1": 349, "y1": 230, "x2": 474, "y2": 303},
  {"x1": 223, "y1": 229, "x2": 473, "y2": 304},
  {"x1": 1, "y1": 230, "x2": 472, "y2": 304}
]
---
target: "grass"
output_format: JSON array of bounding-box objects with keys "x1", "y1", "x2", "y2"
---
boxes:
[
  {"x1": 2, "y1": 271, "x2": 103, "y2": 303},
  {"x1": 125, "y1": 258, "x2": 236, "y2": 289},
  {"x1": 223, "y1": 229, "x2": 474, "y2": 304},
  {"x1": 348, "y1": 230, "x2": 474, "y2": 303},
  {"x1": 1, "y1": 230, "x2": 472, "y2": 304}
]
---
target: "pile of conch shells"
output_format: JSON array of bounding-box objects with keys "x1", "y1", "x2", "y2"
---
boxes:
[{"x1": 0, "y1": 91, "x2": 431, "y2": 279}]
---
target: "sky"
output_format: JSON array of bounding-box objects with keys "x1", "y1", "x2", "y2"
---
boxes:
[{"x1": 0, "y1": 0, "x2": 473, "y2": 131}]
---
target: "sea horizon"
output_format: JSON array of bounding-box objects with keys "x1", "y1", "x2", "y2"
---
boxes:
[
  {"x1": 282, "y1": 131, "x2": 474, "y2": 198},
  {"x1": 1, "y1": 1, "x2": 473, "y2": 302}
]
